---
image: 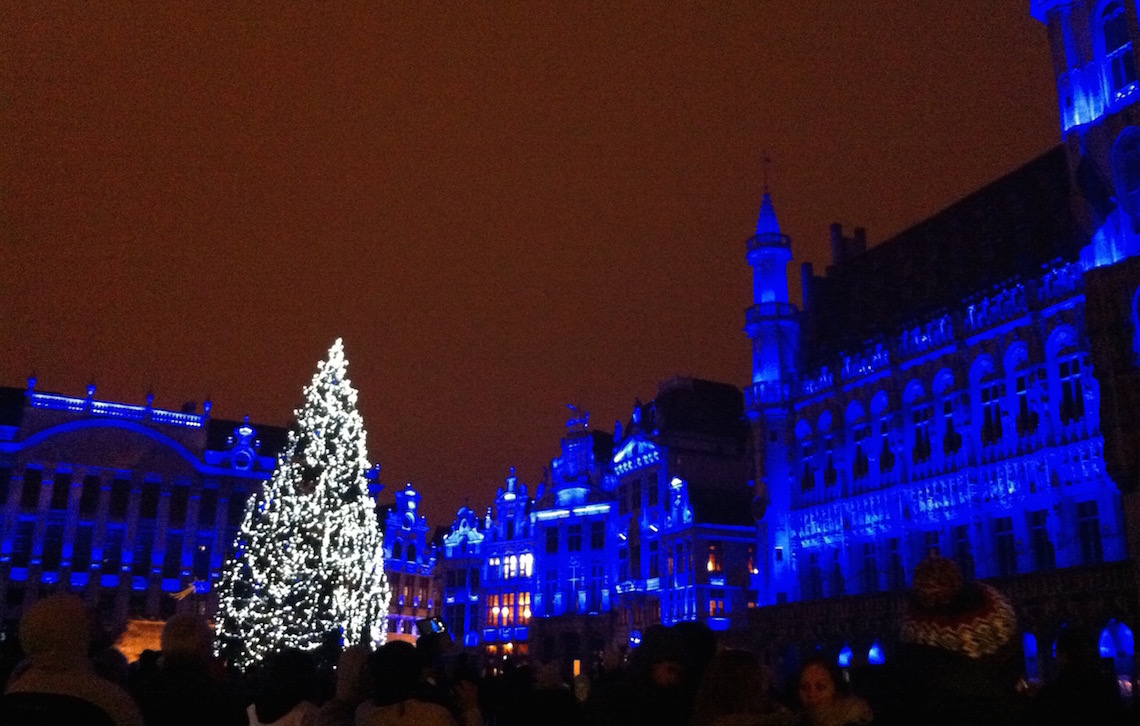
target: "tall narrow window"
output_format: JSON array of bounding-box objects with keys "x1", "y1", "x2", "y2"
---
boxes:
[
  {"x1": 101, "y1": 528, "x2": 124, "y2": 575},
  {"x1": 953, "y1": 524, "x2": 976, "y2": 579},
  {"x1": 589, "y1": 563, "x2": 604, "y2": 611},
  {"x1": 590, "y1": 521, "x2": 605, "y2": 549},
  {"x1": 1016, "y1": 372, "x2": 1039, "y2": 436},
  {"x1": 707, "y1": 542, "x2": 723, "y2": 573},
  {"x1": 801, "y1": 438, "x2": 816, "y2": 491},
  {"x1": 995, "y1": 517, "x2": 1017, "y2": 577},
  {"x1": 73, "y1": 525, "x2": 94, "y2": 572},
  {"x1": 852, "y1": 425, "x2": 870, "y2": 481},
  {"x1": 888, "y1": 538, "x2": 906, "y2": 590},
  {"x1": 79, "y1": 475, "x2": 101, "y2": 517},
  {"x1": 861, "y1": 543, "x2": 879, "y2": 593},
  {"x1": 1102, "y1": 2, "x2": 1138, "y2": 100},
  {"x1": 546, "y1": 527, "x2": 559, "y2": 554},
  {"x1": 12, "y1": 520, "x2": 34, "y2": 568},
  {"x1": 942, "y1": 398, "x2": 962, "y2": 455},
  {"x1": 924, "y1": 530, "x2": 941, "y2": 558},
  {"x1": 981, "y1": 381, "x2": 1005, "y2": 446},
  {"x1": 20, "y1": 469, "x2": 43, "y2": 511},
  {"x1": 50, "y1": 473, "x2": 71, "y2": 510},
  {"x1": 1059, "y1": 358, "x2": 1085, "y2": 424},
  {"x1": 649, "y1": 540, "x2": 659, "y2": 578},
  {"x1": 912, "y1": 405, "x2": 933, "y2": 464},
  {"x1": 568, "y1": 524, "x2": 582, "y2": 552},
  {"x1": 1078, "y1": 500, "x2": 1104, "y2": 564},
  {"x1": 1029, "y1": 510, "x2": 1055, "y2": 571},
  {"x1": 42, "y1": 522, "x2": 64, "y2": 570}
]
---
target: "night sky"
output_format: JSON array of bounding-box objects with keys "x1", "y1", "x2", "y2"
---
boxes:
[{"x1": 3, "y1": 2, "x2": 1059, "y2": 529}]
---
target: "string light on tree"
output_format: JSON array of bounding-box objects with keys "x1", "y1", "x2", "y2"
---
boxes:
[{"x1": 215, "y1": 338, "x2": 390, "y2": 670}]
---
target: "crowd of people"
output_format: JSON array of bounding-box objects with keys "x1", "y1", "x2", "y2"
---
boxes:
[{"x1": 0, "y1": 556, "x2": 1134, "y2": 725}]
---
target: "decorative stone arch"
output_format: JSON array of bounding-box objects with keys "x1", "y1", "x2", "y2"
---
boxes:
[
  {"x1": 817, "y1": 410, "x2": 833, "y2": 433},
  {"x1": 407, "y1": 543, "x2": 417, "y2": 563},
  {"x1": 1004, "y1": 339, "x2": 1030, "y2": 374},
  {"x1": 392, "y1": 540, "x2": 403, "y2": 559},
  {"x1": 845, "y1": 400, "x2": 866, "y2": 424},
  {"x1": 902, "y1": 379, "x2": 926, "y2": 405},
  {"x1": 870, "y1": 390, "x2": 890, "y2": 416},
  {"x1": 795, "y1": 419, "x2": 813, "y2": 441},
  {"x1": 969, "y1": 353, "x2": 999, "y2": 385},
  {"x1": 933, "y1": 368, "x2": 956, "y2": 396},
  {"x1": 1045, "y1": 322, "x2": 1080, "y2": 360}
]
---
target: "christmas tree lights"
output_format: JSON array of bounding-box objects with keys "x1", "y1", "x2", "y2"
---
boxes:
[{"x1": 215, "y1": 339, "x2": 390, "y2": 670}]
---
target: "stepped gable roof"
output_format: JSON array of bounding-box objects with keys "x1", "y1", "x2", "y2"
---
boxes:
[
  {"x1": 801, "y1": 146, "x2": 1079, "y2": 364},
  {"x1": 0, "y1": 387, "x2": 24, "y2": 427}
]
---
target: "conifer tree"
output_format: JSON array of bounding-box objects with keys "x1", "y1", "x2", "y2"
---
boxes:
[{"x1": 215, "y1": 339, "x2": 390, "y2": 670}]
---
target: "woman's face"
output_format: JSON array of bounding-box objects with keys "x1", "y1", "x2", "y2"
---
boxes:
[{"x1": 798, "y1": 664, "x2": 836, "y2": 710}]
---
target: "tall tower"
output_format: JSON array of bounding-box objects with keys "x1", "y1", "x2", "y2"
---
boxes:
[
  {"x1": 743, "y1": 187, "x2": 799, "y2": 604},
  {"x1": 1033, "y1": 0, "x2": 1140, "y2": 265}
]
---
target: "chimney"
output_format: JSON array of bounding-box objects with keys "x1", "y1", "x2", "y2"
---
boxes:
[
  {"x1": 801, "y1": 262, "x2": 815, "y2": 311},
  {"x1": 829, "y1": 223, "x2": 845, "y2": 266}
]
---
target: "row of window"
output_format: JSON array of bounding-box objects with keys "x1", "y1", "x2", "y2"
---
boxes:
[
  {"x1": 485, "y1": 591, "x2": 531, "y2": 626},
  {"x1": 0, "y1": 469, "x2": 244, "y2": 528},
  {"x1": 544, "y1": 521, "x2": 605, "y2": 554},
  {"x1": 797, "y1": 359, "x2": 1085, "y2": 491},
  {"x1": 617, "y1": 476, "x2": 660, "y2": 515},
  {"x1": 798, "y1": 501, "x2": 1104, "y2": 599},
  {"x1": 6, "y1": 520, "x2": 215, "y2": 579}
]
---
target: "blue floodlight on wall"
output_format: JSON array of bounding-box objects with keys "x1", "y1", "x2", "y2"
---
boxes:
[
  {"x1": 838, "y1": 644, "x2": 853, "y2": 667},
  {"x1": 1101, "y1": 628, "x2": 1115, "y2": 659},
  {"x1": 868, "y1": 641, "x2": 885, "y2": 665}
]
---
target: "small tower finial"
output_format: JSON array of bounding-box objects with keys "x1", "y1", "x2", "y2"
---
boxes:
[{"x1": 762, "y1": 152, "x2": 772, "y2": 193}]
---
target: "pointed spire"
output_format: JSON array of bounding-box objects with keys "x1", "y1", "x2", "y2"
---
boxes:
[{"x1": 755, "y1": 192, "x2": 783, "y2": 237}]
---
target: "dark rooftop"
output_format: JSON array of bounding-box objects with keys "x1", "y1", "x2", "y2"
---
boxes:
[{"x1": 800, "y1": 146, "x2": 1080, "y2": 364}]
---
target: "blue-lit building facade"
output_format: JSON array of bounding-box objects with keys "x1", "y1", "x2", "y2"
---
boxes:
[
  {"x1": 742, "y1": 0, "x2": 1140, "y2": 682},
  {"x1": 0, "y1": 379, "x2": 441, "y2": 646},
  {"x1": 381, "y1": 483, "x2": 441, "y2": 641},
  {"x1": 0, "y1": 381, "x2": 285, "y2": 628},
  {"x1": 435, "y1": 0, "x2": 1140, "y2": 680}
]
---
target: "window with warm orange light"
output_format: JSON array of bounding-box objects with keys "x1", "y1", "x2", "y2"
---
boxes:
[{"x1": 707, "y1": 542, "x2": 723, "y2": 573}]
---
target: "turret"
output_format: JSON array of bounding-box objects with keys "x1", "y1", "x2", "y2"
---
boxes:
[{"x1": 744, "y1": 189, "x2": 799, "y2": 417}]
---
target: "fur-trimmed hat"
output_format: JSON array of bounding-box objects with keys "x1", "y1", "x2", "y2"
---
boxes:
[{"x1": 900, "y1": 556, "x2": 1017, "y2": 659}]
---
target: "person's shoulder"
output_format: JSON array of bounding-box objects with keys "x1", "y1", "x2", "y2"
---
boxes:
[{"x1": 408, "y1": 698, "x2": 458, "y2": 725}]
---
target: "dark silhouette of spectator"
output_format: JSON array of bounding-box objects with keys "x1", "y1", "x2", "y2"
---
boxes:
[
  {"x1": 3, "y1": 593, "x2": 143, "y2": 726},
  {"x1": 674, "y1": 620, "x2": 718, "y2": 719},
  {"x1": 248, "y1": 648, "x2": 320, "y2": 726},
  {"x1": 1025, "y1": 626, "x2": 1126, "y2": 726},
  {"x1": 794, "y1": 657, "x2": 872, "y2": 726},
  {"x1": 131, "y1": 611, "x2": 246, "y2": 726},
  {"x1": 891, "y1": 555, "x2": 1021, "y2": 725},
  {"x1": 357, "y1": 640, "x2": 456, "y2": 725},
  {"x1": 316, "y1": 645, "x2": 370, "y2": 726},
  {"x1": 690, "y1": 648, "x2": 793, "y2": 726},
  {"x1": 585, "y1": 624, "x2": 691, "y2": 726}
]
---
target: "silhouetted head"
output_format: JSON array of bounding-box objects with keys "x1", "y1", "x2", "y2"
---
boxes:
[
  {"x1": 368, "y1": 641, "x2": 421, "y2": 706},
  {"x1": 160, "y1": 612, "x2": 214, "y2": 665},
  {"x1": 253, "y1": 649, "x2": 318, "y2": 723}
]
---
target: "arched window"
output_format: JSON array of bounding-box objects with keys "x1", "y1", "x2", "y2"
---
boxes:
[
  {"x1": 847, "y1": 401, "x2": 870, "y2": 485},
  {"x1": 392, "y1": 540, "x2": 403, "y2": 560},
  {"x1": 406, "y1": 543, "x2": 417, "y2": 563},
  {"x1": 1098, "y1": 2, "x2": 1138, "y2": 102}
]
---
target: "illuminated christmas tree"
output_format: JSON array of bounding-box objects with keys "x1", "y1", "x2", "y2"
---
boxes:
[{"x1": 215, "y1": 339, "x2": 390, "y2": 670}]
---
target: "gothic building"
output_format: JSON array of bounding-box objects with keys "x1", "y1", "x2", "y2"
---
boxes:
[{"x1": 742, "y1": 0, "x2": 1140, "y2": 682}]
